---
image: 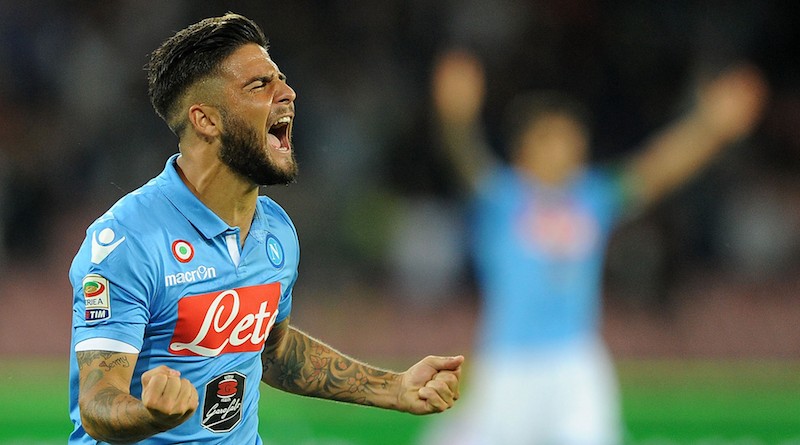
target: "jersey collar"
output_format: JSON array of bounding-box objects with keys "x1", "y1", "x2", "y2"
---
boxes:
[{"x1": 157, "y1": 153, "x2": 232, "y2": 240}]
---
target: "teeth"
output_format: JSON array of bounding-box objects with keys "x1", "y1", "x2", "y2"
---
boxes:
[{"x1": 276, "y1": 116, "x2": 291, "y2": 124}]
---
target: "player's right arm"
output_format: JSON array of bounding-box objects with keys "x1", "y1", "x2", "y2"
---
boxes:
[{"x1": 77, "y1": 350, "x2": 198, "y2": 444}]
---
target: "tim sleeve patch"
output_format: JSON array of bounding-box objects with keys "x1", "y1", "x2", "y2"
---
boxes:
[{"x1": 82, "y1": 274, "x2": 111, "y2": 322}]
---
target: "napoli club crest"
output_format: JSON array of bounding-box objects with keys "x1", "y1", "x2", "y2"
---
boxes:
[
  {"x1": 265, "y1": 234, "x2": 284, "y2": 268},
  {"x1": 202, "y1": 372, "x2": 245, "y2": 433}
]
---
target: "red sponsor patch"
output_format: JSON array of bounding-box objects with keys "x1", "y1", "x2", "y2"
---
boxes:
[
  {"x1": 169, "y1": 283, "x2": 281, "y2": 357},
  {"x1": 517, "y1": 203, "x2": 599, "y2": 258}
]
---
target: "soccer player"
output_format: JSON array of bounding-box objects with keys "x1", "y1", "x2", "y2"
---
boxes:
[
  {"x1": 423, "y1": 50, "x2": 767, "y2": 444},
  {"x1": 68, "y1": 13, "x2": 463, "y2": 444}
]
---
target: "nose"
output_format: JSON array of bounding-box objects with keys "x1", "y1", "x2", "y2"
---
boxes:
[{"x1": 276, "y1": 80, "x2": 296, "y2": 105}]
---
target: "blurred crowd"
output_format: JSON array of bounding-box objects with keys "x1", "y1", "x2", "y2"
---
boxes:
[{"x1": 1, "y1": 1, "x2": 800, "y2": 356}]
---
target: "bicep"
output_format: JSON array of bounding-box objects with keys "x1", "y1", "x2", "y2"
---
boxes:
[
  {"x1": 261, "y1": 318, "x2": 291, "y2": 380},
  {"x1": 77, "y1": 350, "x2": 139, "y2": 402}
]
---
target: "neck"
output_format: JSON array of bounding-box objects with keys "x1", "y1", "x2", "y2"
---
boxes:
[
  {"x1": 176, "y1": 148, "x2": 258, "y2": 244},
  {"x1": 518, "y1": 164, "x2": 570, "y2": 188}
]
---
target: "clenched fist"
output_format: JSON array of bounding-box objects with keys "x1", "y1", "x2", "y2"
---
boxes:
[
  {"x1": 141, "y1": 365, "x2": 199, "y2": 430},
  {"x1": 398, "y1": 355, "x2": 464, "y2": 415}
]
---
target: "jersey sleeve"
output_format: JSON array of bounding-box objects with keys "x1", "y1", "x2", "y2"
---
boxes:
[
  {"x1": 277, "y1": 223, "x2": 298, "y2": 324},
  {"x1": 276, "y1": 273, "x2": 294, "y2": 325},
  {"x1": 70, "y1": 216, "x2": 158, "y2": 352}
]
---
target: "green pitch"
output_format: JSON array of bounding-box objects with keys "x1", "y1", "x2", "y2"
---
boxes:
[{"x1": 1, "y1": 358, "x2": 798, "y2": 444}]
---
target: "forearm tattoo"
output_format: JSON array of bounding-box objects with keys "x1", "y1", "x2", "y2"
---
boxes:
[
  {"x1": 76, "y1": 351, "x2": 159, "y2": 442},
  {"x1": 263, "y1": 328, "x2": 398, "y2": 405}
]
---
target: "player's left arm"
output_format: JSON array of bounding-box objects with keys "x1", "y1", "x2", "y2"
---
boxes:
[
  {"x1": 261, "y1": 318, "x2": 463, "y2": 414},
  {"x1": 622, "y1": 63, "x2": 768, "y2": 208}
]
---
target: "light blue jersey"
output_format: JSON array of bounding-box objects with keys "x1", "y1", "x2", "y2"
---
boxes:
[
  {"x1": 68, "y1": 154, "x2": 298, "y2": 444},
  {"x1": 472, "y1": 165, "x2": 625, "y2": 353}
]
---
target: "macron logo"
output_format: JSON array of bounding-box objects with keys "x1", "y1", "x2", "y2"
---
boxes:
[
  {"x1": 91, "y1": 228, "x2": 126, "y2": 264},
  {"x1": 165, "y1": 265, "x2": 217, "y2": 287}
]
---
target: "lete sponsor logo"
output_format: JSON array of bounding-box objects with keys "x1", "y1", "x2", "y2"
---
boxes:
[{"x1": 168, "y1": 283, "x2": 281, "y2": 357}]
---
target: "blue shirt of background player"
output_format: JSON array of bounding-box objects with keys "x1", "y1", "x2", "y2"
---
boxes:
[
  {"x1": 68, "y1": 154, "x2": 298, "y2": 444},
  {"x1": 471, "y1": 164, "x2": 626, "y2": 353}
]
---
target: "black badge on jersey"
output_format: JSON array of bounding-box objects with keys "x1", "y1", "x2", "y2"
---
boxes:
[{"x1": 202, "y1": 371, "x2": 245, "y2": 433}]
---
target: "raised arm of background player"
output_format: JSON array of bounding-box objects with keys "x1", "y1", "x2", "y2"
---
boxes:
[
  {"x1": 431, "y1": 49, "x2": 769, "y2": 208},
  {"x1": 261, "y1": 318, "x2": 464, "y2": 414}
]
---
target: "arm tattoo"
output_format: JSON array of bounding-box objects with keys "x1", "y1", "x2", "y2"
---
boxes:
[
  {"x1": 99, "y1": 355, "x2": 130, "y2": 372},
  {"x1": 77, "y1": 350, "x2": 114, "y2": 371},
  {"x1": 263, "y1": 327, "x2": 398, "y2": 406},
  {"x1": 76, "y1": 351, "x2": 159, "y2": 442}
]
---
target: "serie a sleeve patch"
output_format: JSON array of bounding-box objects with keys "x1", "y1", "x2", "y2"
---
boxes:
[{"x1": 82, "y1": 274, "x2": 111, "y2": 322}]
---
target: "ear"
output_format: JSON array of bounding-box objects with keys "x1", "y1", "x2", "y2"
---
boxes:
[{"x1": 188, "y1": 104, "x2": 222, "y2": 141}]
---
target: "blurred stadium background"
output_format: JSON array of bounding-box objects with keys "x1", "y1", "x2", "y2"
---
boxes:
[{"x1": 1, "y1": 0, "x2": 799, "y2": 443}]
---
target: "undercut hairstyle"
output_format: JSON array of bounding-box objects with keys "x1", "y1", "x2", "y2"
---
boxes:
[
  {"x1": 503, "y1": 90, "x2": 592, "y2": 152},
  {"x1": 146, "y1": 13, "x2": 268, "y2": 135}
]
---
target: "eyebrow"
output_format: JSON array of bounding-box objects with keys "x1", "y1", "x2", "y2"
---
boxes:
[{"x1": 244, "y1": 72, "x2": 287, "y2": 87}]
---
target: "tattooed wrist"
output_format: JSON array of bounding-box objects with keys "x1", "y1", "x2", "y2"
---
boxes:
[{"x1": 263, "y1": 327, "x2": 400, "y2": 407}]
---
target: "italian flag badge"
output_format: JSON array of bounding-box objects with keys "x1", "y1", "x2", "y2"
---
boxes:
[{"x1": 172, "y1": 240, "x2": 194, "y2": 263}]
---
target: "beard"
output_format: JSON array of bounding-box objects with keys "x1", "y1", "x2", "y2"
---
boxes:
[{"x1": 218, "y1": 111, "x2": 298, "y2": 186}]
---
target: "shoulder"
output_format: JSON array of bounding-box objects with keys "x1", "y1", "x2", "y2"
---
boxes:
[
  {"x1": 73, "y1": 181, "x2": 174, "y2": 273},
  {"x1": 258, "y1": 195, "x2": 296, "y2": 233},
  {"x1": 258, "y1": 195, "x2": 291, "y2": 219},
  {"x1": 474, "y1": 164, "x2": 522, "y2": 203},
  {"x1": 99, "y1": 179, "x2": 171, "y2": 232},
  {"x1": 483, "y1": 163, "x2": 513, "y2": 184},
  {"x1": 577, "y1": 166, "x2": 629, "y2": 217},
  {"x1": 257, "y1": 195, "x2": 300, "y2": 269},
  {"x1": 581, "y1": 166, "x2": 620, "y2": 189}
]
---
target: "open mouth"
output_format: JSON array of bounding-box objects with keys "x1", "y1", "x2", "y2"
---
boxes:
[{"x1": 267, "y1": 116, "x2": 292, "y2": 152}]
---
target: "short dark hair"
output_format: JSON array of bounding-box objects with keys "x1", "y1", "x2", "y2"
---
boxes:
[
  {"x1": 146, "y1": 13, "x2": 268, "y2": 134},
  {"x1": 503, "y1": 90, "x2": 592, "y2": 151}
]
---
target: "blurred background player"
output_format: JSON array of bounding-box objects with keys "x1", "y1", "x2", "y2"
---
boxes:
[{"x1": 421, "y1": 49, "x2": 768, "y2": 445}]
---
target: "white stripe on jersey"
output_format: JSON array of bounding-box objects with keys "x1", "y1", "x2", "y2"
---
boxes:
[{"x1": 75, "y1": 337, "x2": 139, "y2": 353}]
